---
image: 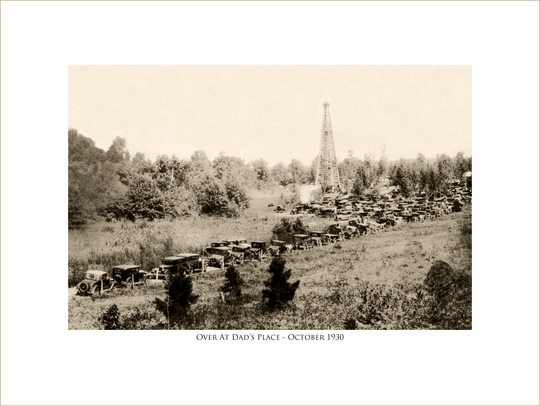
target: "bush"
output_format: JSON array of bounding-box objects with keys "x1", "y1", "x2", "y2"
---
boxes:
[
  {"x1": 423, "y1": 260, "x2": 472, "y2": 329},
  {"x1": 221, "y1": 265, "x2": 244, "y2": 301},
  {"x1": 100, "y1": 304, "x2": 121, "y2": 330},
  {"x1": 262, "y1": 257, "x2": 300, "y2": 309},
  {"x1": 344, "y1": 318, "x2": 359, "y2": 330},
  {"x1": 154, "y1": 273, "x2": 199, "y2": 327},
  {"x1": 99, "y1": 302, "x2": 166, "y2": 330},
  {"x1": 272, "y1": 217, "x2": 309, "y2": 236},
  {"x1": 355, "y1": 282, "x2": 434, "y2": 329}
]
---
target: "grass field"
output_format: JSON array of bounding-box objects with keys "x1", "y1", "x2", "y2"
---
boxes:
[{"x1": 68, "y1": 192, "x2": 472, "y2": 330}]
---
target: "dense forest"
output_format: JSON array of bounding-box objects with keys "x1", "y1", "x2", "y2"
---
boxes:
[{"x1": 68, "y1": 128, "x2": 472, "y2": 228}]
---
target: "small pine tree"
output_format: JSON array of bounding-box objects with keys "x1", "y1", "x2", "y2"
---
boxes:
[
  {"x1": 262, "y1": 257, "x2": 300, "y2": 309},
  {"x1": 221, "y1": 265, "x2": 244, "y2": 300},
  {"x1": 101, "y1": 303, "x2": 121, "y2": 330},
  {"x1": 155, "y1": 273, "x2": 199, "y2": 326}
]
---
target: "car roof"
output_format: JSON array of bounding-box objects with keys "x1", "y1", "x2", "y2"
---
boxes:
[
  {"x1": 177, "y1": 253, "x2": 198, "y2": 257},
  {"x1": 212, "y1": 247, "x2": 230, "y2": 251},
  {"x1": 112, "y1": 264, "x2": 140, "y2": 270},
  {"x1": 294, "y1": 234, "x2": 309, "y2": 237}
]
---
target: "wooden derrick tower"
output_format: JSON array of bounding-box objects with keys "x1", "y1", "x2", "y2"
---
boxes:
[{"x1": 315, "y1": 99, "x2": 341, "y2": 192}]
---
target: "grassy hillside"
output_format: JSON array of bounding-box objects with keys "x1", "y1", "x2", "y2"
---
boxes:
[{"x1": 68, "y1": 201, "x2": 472, "y2": 330}]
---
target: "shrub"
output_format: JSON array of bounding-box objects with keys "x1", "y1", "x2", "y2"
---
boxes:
[
  {"x1": 121, "y1": 305, "x2": 165, "y2": 330},
  {"x1": 100, "y1": 304, "x2": 121, "y2": 330},
  {"x1": 272, "y1": 217, "x2": 309, "y2": 236},
  {"x1": 154, "y1": 273, "x2": 199, "y2": 327},
  {"x1": 344, "y1": 318, "x2": 358, "y2": 330},
  {"x1": 262, "y1": 257, "x2": 300, "y2": 309},
  {"x1": 221, "y1": 265, "x2": 244, "y2": 301},
  {"x1": 423, "y1": 260, "x2": 472, "y2": 329}
]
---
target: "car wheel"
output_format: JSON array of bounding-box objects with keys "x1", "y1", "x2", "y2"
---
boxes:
[
  {"x1": 78, "y1": 282, "x2": 89, "y2": 294},
  {"x1": 188, "y1": 266, "x2": 193, "y2": 275},
  {"x1": 91, "y1": 285, "x2": 101, "y2": 295},
  {"x1": 125, "y1": 277, "x2": 133, "y2": 289}
]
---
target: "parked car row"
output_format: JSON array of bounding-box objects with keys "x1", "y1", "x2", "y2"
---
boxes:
[
  {"x1": 280, "y1": 188, "x2": 472, "y2": 221},
  {"x1": 76, "y1": 265, "x2": 146, "y2": 296},
  {"x1": 77, "y1": 191, "x2": 471, "y2": 297}
]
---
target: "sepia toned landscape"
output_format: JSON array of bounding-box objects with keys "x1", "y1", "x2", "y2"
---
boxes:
[{"x1": 68, "y1": 66, "x2": 472, "y2": 330}]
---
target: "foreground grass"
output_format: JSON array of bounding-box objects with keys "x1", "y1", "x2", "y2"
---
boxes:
[{"x1": 69, "y1": 204, "x2": 472, "y2": 330}]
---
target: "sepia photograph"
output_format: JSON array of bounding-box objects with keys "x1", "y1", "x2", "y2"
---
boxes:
[
  {"x1": 68, "y1": 65, "x2": 472, "y2": 330},
  {"x1": 2, "y1": 1, "x2": 538, "y2": 405}
]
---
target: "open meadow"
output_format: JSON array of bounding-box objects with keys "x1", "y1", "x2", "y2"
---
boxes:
[{"x1": 68, "y1": 191, "x2": 472, "y2": 330}]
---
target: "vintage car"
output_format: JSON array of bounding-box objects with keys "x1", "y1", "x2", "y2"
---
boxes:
[
  {"x1": 267, "y1": 202, "x2": 274, "y2": 207},
  {"x1": 335, "y1": 213, "x2": 351, "y2": 221},
  {"x1": 250, "y1": 241, "x2": 267, "y2": 260},
  {"x1": 367, "y1": 221, "x2": 386, "y2": 233},
  {"x1": 274, "y1": 205, "x2": 286, "y2": 213},
  {"x1": 206, "y1": 246, "x2": 233, "y2": 269},
  {"x1": 209, "y1": 241, "x2": 230, "y2": 248},
  {"x1": 205, "y1": 246, "x2": 232, "y2": 256},
  {"x1": 230, "y1": 245, "x2": 254, "y2": 264},
  {"x1": 344, "y1": 225, "x2": 359, "y2": 239},
  {"x1": 327, "y1": 225, "x2": 345, "y2": 241},
  {"x1": 268, "y1": 239, "x2": 293, "y2": 256},
  {"x1": 309, "y1": 231, "x2": 329, "y2": 246},
  {"x1": 145, "y1": 267, "x2": 167, "y2": 285},
  {"x1": 308, "y1": 204, "x2": 323, "y2": 214},
  {"x1": 355, "y1": 223, "x2": 371, "y2": 235},
  {"x1": 158, "y1": 257, "x2": 188, "y2": 277},
  {"x1": 350, "y1": 218, "x2": 370, "y2": 233},
  {"x1": 294, "y1": 234, "x2": 313, "y2": 250},
  {"x1": 112, "y1": 264, "x2": 147, "y2": 288},
  {"x1": 318, "y1": 206, "x2": 337, "y2": 217},
  {"x1": 77, "y1": 270, "x2": 116, "y2": 296},
  {"x1": 323, "y1": 233, "x2": 338, "y2": 243},
  {"x1": 225, "y1": 238, "x2": 250, "y2": 248},
  {"x1": 290, "y1": 204, "x2": 304, "y2": 215},
  {"x1": 175, "y1": 253, "x2": 204, "y2": 274},
  {"x1": 203, "y1": 243, "x2": 231, "y2": 258}
]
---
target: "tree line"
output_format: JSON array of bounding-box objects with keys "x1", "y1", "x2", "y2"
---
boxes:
[
  {"x1": 342, "y1": 150, "x2": 472, "y2": 199},
  {"x1": 68, "y1": 128, "x2": 472, "y2": 228}
]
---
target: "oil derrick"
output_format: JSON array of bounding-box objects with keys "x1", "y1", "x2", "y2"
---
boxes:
[{"x1": 315, "y1": 99, "x2": 341, "y2": 193}]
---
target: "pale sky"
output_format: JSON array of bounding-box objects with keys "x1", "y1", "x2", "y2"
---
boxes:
[{"x1": 69, "y1": 65, "x2": 471, "y2": 167}]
